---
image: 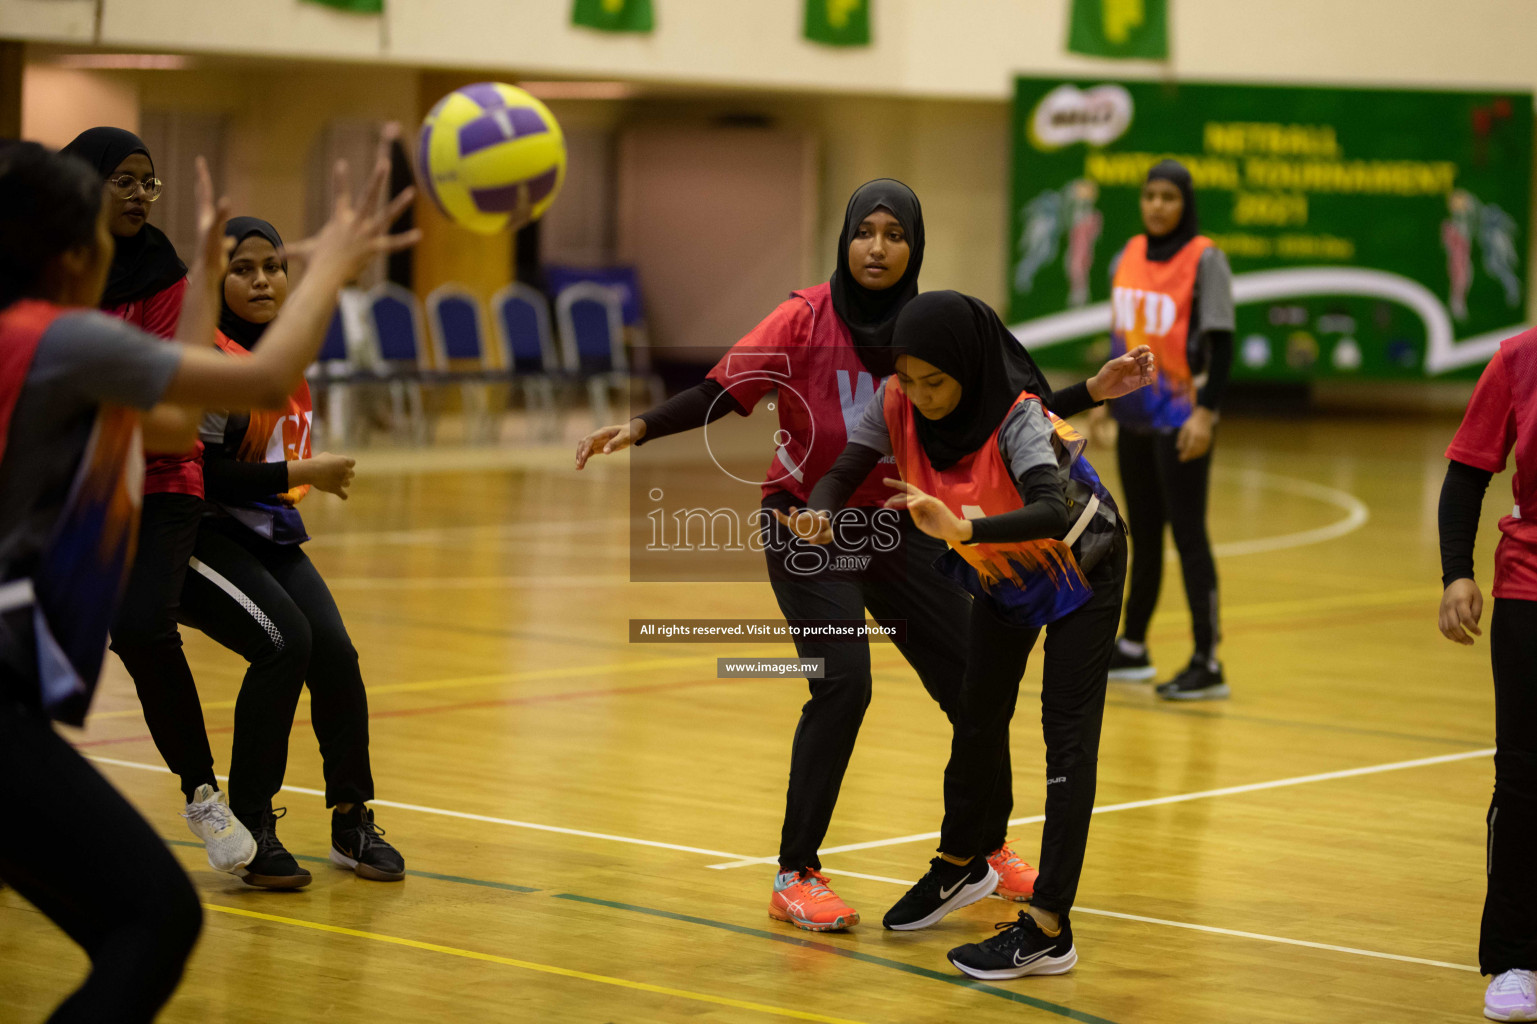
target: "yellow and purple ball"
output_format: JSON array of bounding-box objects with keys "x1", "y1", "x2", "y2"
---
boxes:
[{"x1": 416, "y1": 82, "x2": 566, "y2": 235}]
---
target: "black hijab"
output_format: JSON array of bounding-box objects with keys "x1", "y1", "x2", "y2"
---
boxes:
[
  {"x1": 829, "y1": 178, "x2": 924, "y2": 375},
  {"x1": 60, "y1": 126, "x2": 186, "y2": 308},
  {"x1": 219, "y1": 217, "x2": 286, "y2": 350},
  {"x1": 893, "y1": 290, "x2": 1052, "y2": 471},
  {"x1": 1143, "y1": 159, "x2": 1200, "y2": 262}
]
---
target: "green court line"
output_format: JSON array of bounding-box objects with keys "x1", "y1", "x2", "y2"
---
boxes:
[
  {"x1": 165, "y1": 839, "x2": 539, "y2": 893},
  {"x1": 551, "y1": 893, "x2": 1121, "y2": 1024},
  {"x1": 165, "y1": 837, "x2": 1113, "y2": 1021}
]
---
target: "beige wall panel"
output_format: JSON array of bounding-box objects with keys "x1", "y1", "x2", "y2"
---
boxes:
[
  {"x1": 97, "y1": 0, "x2": 383, "y2": 61},
  {"x1": 22, "y1": 66, "x2": 140, "y2": 146},
  {"x1": 0, "y1": 0, "x2": 95, "y2": 44}
]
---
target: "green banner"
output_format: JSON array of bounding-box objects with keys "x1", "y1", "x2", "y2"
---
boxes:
[
  {"x1": 1067, "y1": 0, "x2": 1167, "y2": 60},
  {"x1": 1009, "y1": 77, "x2": 1533, "y2": 379},
  {"x1": 572, "y1": 0, "x2": 654, "y2": 33},
  {"x1": 804, "y1": 0, "x2": 870, "y2": 47},
  {"x1": 300, "y1": 0, "x2": 383, "y2": 12}
]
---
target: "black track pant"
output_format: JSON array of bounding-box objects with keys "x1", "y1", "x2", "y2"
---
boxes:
[
  {"x1": 1482, "y1": 598, "x2": 1537, "y2": 976},
  {"x1": 109, "y1": 492, "x2": 217, "y2": 802},
  {"x1": 939, "y1": 534, "x2": 1126, "y2": 915},
  {"x1": 144, "y1": 517, "x2": 374, "y2": 819},
  {"x1": 1116, "y1": 426, "x2": 1220, "y2": 660},
  {"x1": 0, "y1": 694, "x2": 202, "y2": 1023},
  {"x1": 761, "y1": 492, "x2": 1011, "y2": 872}
]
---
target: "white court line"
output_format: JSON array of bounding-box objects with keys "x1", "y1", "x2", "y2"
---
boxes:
[
  {"x1": 706, "y1": 747, "x2": 1496, "y2": 869},
  {"x1": 85, "y1": 755, "x2": 755, "y2": 861},
  {"x1": 1205, "y1": 470, "x2": 1370, "y2": 559},
  {"x1": 88, "y1": 755, "x2": 1481, "y2": 974},
  {"x1": 816, "y1": 868, "x2": 1478, "y2": 974}
]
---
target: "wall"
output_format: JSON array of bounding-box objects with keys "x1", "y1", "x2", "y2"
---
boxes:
[
  {"x1": 7, "y1": 0, "x2": 1537, "y2": 100},
  {"x1": 22, "y1": 65, "x2": 139, "y2": 146},
  {"x1": 12, "y1": 0, "x2": 1537, "y2": 334}
]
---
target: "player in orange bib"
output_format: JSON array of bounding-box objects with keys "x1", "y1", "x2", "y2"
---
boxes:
[
  {"x1": 1097, "y1": 160, "x2": 1235, "y2": 700},
  {"x1": 792, "y1": 291, "x2": 1152, "y2": 979}
]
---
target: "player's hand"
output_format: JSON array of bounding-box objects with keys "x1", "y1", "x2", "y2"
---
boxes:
[
  {"x1": 772, "y1": 507, "x2": 833, "y2": 545},
  {"x1": 1087, "y1": 405, "x2": 1116, "y2": 451},
  {"x1": 305, "y1": 123, "x2": 420, "y2": 282},
  {"x1": 1176, "y1": 406, "x2": 1215, "y2": 462},
  {"x1": 297, "y1": 452, "x2": 356, "y2": 499},
  {"x1": 576, "y1": 419, "x2": 644, "y2": 469},
  {"x1": 1439, "y1": 578, "x2": 1484, "y2": 645},
  {"x1": 1087, "y1": 345, "x2": 1155, "y2": 401},
  {"x1": 187, "y1": 155, "x2": 233, "y2": 313},
  {"x1": 883, "y1": 479, "x2": 971, "y2": 543}
]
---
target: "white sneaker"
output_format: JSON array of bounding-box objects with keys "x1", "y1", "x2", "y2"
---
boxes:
[
  {"x1": 1486, "y1": 969, "x2": 1537, "y2": 1022},
  {"x1": 182, "y1": 784, "x2": 257, "y2": 875}
]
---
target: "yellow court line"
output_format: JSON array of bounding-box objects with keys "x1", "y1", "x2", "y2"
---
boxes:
[{"x1": 202, "y1": 903, "x2": 870, "y2": 1024}]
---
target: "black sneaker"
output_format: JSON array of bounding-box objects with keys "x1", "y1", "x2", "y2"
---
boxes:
[
  {"x1": 882, "y1": 856, "x2": 998, "y2": 931},
  {"x1": 947, "y1": 911, "x2": 1078, "y2": 980},
  {"x1": 331, "y1": 806, "x2": 405, "y2": 881},
  {"x1": 1106, "y1": 644, "x2": 1155, "y2": 681},
  {"x1": 236, "y1": 808, "x2": 312, "y2": 890},
  {"x1": 1155, "y1": 658, "x2": 1230, "y2": 701}
]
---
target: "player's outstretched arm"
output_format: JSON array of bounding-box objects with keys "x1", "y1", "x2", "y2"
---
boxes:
[{"x1": 576, "y1": 418, "x2": 646, "y2": 469}]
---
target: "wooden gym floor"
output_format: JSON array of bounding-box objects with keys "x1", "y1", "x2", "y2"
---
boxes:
[{"x1": 0, "y1": 411, "x2": 1504, "y2": 1023}]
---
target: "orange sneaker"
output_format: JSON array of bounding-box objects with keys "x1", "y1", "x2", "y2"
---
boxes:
[
  {"x1": 987, "y1": 842, "x2": 1039, "y2": 902},
  {"x1": 769, "y1": 868, "x2": 860, "y2": 931}
]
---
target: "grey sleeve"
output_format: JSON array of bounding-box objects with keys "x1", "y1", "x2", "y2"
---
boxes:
[
  {"x1": 199, "y1": 410, "x2": 230, "y2": 445},
  {"x1": 996, "y1": 400, "x2": 1058, "y2": 484},
  {"x1": 34, "y1": 311, "x2": 182, "y2": 411},
  {"x1": 847, "y1": 389, "x2": 893, "y2": 457},
  {"x1": 1195, "y1": 247, "x2": 1236, "y2": 333}
]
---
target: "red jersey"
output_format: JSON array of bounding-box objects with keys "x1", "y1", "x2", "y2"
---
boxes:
[
  {"x1": 106, "y1": 276, "x2": 201, "y2": 497},
  {"x1": 1, "y1": 301, "x2": 144, "y2": 723},
  {"x1": 1446, "y1": 331, "x2": 1537, "y2": 600},
  {"x1": 884, "y1": 382, "x2": 1095, "y2": 626},
  {"x1": 706, "y1": 282, "x2": 896, "y2": 508}
]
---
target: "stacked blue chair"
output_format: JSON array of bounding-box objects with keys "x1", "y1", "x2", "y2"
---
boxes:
[
  {"x1": 490, "y1": 282, "x2": 562, "y2": 441},
  {"x1": 554, "y1": 282, "x2": 664, "y2": 428}
]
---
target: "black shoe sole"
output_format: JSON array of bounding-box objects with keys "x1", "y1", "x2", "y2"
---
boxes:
[
  {"x1": 331, "y1": 846, "x2": 405, "y2": 882},
  {"x1": 1156, "y1": 683, "x2": 1231, "y2": 701},
  {"x1": 241, "y1": 870, "x2": 312, "y2": 890},
  {"x1": 949, "y1": 944, "x2": 1078, "y2": 979}
]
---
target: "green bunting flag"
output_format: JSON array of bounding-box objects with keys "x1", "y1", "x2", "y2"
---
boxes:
[
  {"x1": 300, "y1": 0, "x2": 384, "y2": 12},
  {"x1": 572, "y1": 0, "x2": 655, "y2": 33},
  {"x1": 1067, "y1": 0, "x2": 1168, "y2": 60},
  {"x1": 804, "y1": 0, "x2": 871, "y2": 47}
]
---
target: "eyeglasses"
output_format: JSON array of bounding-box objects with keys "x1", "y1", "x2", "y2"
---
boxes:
[{"x1": 106, "y1": 175, "x2": 163, "y2": 201}]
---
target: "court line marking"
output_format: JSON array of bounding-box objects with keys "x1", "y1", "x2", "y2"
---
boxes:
[
  {"x1": 79, "y1": 672, "x2": 779, "y2": 749},
  {"x1": 200, "y1": 903, "x2": 870, "y2": 1024},
  {"x1": 88, "y1": 755, "x2": 759, "y2": 861},
  {"x1": 1203, "y1": 469, "x2": 1369, "y2": 559},
  {"x1": 553, "y1": 893, "x2": 1121, "y2": 1023},
  {"x1": 811, "y1": 870, "x2": 1478, "y2": 974},
  {"x1": 705, "y1": 747, "x2": 1495, "y2": 868},
  {"x1": 86, "y1": 654, "x2": 724, "y2": 720},
  {"x1": 164, "y1": 839, "x2": 541, "y2": 893}
]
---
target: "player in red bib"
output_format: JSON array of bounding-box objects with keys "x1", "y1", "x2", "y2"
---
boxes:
[
  {"x1": 0, "y1": 137, "x2": 414, "y2": 1024},
  {"x1": 579, "y1": 180, "x2": 1148, "y2": 935},
  {"x1": 1438, "y1": 329, "x2": 1537, "y2": 1023},
  {"x1": 796, "y1": 290, "x2": 1145, "y2": 979},
  {"x1": 1098, "y1": 160, "x2": 1235, "y2": 700},
  {"x1": 133, "y1": 217, "x2": 403, "y2": 889}
]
